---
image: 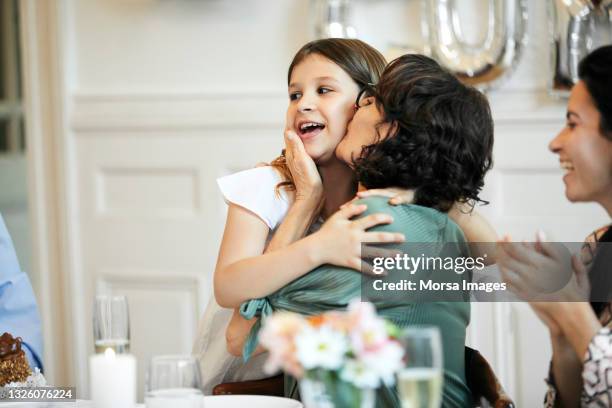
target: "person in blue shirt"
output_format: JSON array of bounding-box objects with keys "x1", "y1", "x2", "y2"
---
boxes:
[{"x1": 0, "y1": 212, "x2": 43, "y2": 371}]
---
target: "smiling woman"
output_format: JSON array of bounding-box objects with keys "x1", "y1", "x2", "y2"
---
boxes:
[
  {"x1": 498, "y1": 45, "x2": 612, "y2": 408},
  {"x1": 549, "y1": 73, "x2": 612, "y2": 210}
]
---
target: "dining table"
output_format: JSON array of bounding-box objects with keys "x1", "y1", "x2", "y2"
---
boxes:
[{"x1": 0, "y1": 395, "x2": 304, "y2": 407}]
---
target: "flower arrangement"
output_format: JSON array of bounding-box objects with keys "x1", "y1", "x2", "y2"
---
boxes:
[{"x1": 258, "y1": 300, "x2": 404, "y2": 407}]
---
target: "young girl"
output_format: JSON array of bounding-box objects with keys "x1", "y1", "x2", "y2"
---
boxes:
[{"x1": 194, "y1": 38, "x2": 394, "y2": 392}]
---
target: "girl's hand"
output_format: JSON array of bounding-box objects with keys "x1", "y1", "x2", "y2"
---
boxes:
[
  {"x1": 284, "y1": 130, "x2": 323, "y2": 203},
  {"x1": 310, "y1": 203, "x2": 406, "y2": 275},
  {"x1": 352, "y1": 188, "x2": 415, "y2": 206}
]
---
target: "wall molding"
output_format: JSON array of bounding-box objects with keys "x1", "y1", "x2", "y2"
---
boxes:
[
  {"x1": 70, "y1": 91, "x2": 287, "y2": 132},
  {"x1": 69, "y1": 88, "x2": 566, "y2": 133},
  {"x1": 20, "y1": 0, "x2": 81, "y2": 389}
]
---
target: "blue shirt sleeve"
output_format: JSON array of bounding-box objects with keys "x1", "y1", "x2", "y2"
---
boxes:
[{"x1": 0, "y1": 214, "x2": 44, "y2": 371}]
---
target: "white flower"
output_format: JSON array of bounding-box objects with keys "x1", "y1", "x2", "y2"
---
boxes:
[
  {"x1": 340, "y1": 359, "x2": 380, "y2": 389},
  {"x1": 295, "y1": 325, "x2": 348, "y2": 370},
  {"x1": 361, "y1": 340, "x2": 405, "y2": 386},
  {"x1": 347, "y1": 300, "x2": 389, "y2": 354}
]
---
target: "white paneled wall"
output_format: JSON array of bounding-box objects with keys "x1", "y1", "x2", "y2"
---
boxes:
[{"x1": 30, "y1": 0, "x2": 608, "y2": 406}]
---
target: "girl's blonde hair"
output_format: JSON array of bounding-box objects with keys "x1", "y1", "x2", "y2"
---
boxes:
[{"x1": 271, "y1": 38, "x2": 387, "y2": 193}]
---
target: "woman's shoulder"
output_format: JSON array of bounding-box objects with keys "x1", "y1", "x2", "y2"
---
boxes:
[
  {"x1": 353, "y1": 196, "x2": 466, "y2": 242},
  {"x1": 353, "y1": 195, "x2": 449, "y2": 221}
]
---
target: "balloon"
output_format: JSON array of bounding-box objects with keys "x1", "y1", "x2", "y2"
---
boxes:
[
  {"x1": 422, "y1": 0, "x2": 528, "y2": 91},
  {"x1": 312, "y1": 0, "x2": 357, "y2": 39},
  {"x1": 548, "y1": 0, "x2": 612, "y2": 97}
]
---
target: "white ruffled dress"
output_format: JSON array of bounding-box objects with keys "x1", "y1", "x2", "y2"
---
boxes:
[{"x1": 192, "y1": 166, "x2": 292, "y2": 394}]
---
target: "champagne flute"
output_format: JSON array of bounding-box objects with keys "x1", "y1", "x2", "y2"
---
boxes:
[
  {"x1": 145, "y1": 355, "x2": 205, "y2": 408},
  {"x1": 397, "y1": 326, "x2": 443, "y2": 408},
  {"x1": 93, "y1": 294, "x2": 130, "y2": 353}
]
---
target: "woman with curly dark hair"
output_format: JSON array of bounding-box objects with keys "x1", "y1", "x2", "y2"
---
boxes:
[
  {"x1": 240, "y1": 54, "x2": 495, "y2": 407},
  {"x1": 338, "y1": 53, "x2": 493, "y2": 211}
]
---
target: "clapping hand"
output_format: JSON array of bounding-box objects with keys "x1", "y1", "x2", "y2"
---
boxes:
[{"x1": 498, "y1": 232, "x2": 590, "y2": 303}]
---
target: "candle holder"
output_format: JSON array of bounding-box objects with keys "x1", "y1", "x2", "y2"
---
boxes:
[
  {"x1": 93, "y1": 294, "x2": 130, "y2": 354},
  {"x1": 145, "y1": 355, "x2": 204, "y2": 408}
]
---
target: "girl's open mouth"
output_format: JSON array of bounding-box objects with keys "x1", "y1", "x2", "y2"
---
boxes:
[{"x1": 297, "y1": 121, "x2": 325, "y2": 140}]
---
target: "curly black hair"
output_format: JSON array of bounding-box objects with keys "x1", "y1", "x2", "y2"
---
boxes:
[{"x1": 353, "y1": 54, "x2": 494, "y2": 212}]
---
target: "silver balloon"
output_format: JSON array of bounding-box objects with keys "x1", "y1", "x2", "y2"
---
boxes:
[
  {"x1": 422, "y1": 0, "x2": 528, "y2": 90},
  {"x1": 311, "y1": 0, "x2": 357, "y2": 39},
  {"x1": 548, "y1": 0, "x2": 612, "y2": 97}
]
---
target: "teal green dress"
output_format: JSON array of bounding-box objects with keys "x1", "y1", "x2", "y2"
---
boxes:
[{"x1": 240, "y1": 196, "x2": 473, "y2": 407}]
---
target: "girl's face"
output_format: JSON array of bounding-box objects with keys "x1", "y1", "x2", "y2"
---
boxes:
[
  {"x1": 286, "y1": 54, "x2": 360, "y2": 163},
  {"x1": 336, "y1": 96, "x2": 392, "y2": 166},
  {"x1": 549, "y1": 80, "x2": 612, "y2": 205}
]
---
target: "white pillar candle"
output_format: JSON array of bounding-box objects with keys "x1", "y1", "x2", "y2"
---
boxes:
[{"x1": 89, "y1": 348, "x2": 137, "y2": 408}]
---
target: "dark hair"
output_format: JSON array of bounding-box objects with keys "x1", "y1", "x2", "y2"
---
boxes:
[
  {"x1": 578, "y1": 45, "x2": 612, "y2": 140},
  {"x1": 271, "y1": 39, "x2": 387, "y2": 192},
  {"x1": 287, "y1": 38, "x2": 387, "y2": 88},
  {"x1": 353, "y1": 54, "x2": 494, "y2": 212},
  {"x1": 580, "y1": 46, "x2": 612, "y2": 318}
]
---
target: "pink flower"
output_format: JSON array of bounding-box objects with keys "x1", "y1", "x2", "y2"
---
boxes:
[
  {"x1": 259, "y1": 312, "x2": 307, "y2": 377},
  {"x1": 347, "y1": 300, "x2": 389, "y2": 355},
  {"x1": 360, "y1": 339, "x2": 405, "y2": 386}
]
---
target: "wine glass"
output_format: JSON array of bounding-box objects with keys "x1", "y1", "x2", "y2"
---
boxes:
[
  {"x1": 397, "y1": 326, "x2": 443, "y2": 408},
  {"x1": 145, "y1": 355, "x2": 204, "y2": 408},
  {"x1": 93, "y1": 295, "x2": 130, "y2": 353}
]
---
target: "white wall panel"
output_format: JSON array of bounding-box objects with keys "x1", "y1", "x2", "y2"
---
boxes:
[{"x1": 97, "y1": 167, "x2": 200, "y2": 215}]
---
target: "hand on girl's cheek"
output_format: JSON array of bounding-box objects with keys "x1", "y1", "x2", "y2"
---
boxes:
[{"x1": 285, "y1": 110, "x2": 295, "y2": 133}]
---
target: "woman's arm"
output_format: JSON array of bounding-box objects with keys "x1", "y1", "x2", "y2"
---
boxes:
[
  {"x1": 448, "y1": 204, "x2": 498, "y2": 264},
  {"x1": 547, "y1": 302, "x2": 602, "y2": 362},
  {"x1": 226, "y1": 309, "x2": 265, "y2": 357},
  {"x1": 550, "y1": 332, "x2": 584, "y2": 407}
]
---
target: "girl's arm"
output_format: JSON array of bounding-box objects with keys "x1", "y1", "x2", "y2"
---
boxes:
[
  {"x1": 215, "y1": 202, "x2": 402, "y2": 308},
  {"x1": 265, "y1": 198, "x2": 322, "y2": 252},
  {"x1": 214, "y1": 203, "x2": 322, "y2": 308},
  {"x1": 264, "y1": 131, "x2": 325, "y2": 252},
  {"x1": 224, "y1": 194, "x2": 322, "y2": 355}
]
